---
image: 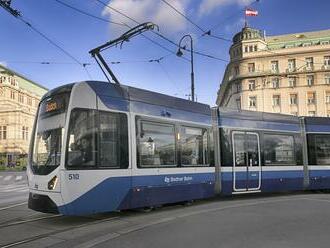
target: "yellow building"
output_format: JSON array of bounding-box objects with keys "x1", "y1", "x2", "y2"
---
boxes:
[
  {"x1": 0, "y1": 64, "x2": 47, "y2": 167},
  {"x1": 217, "y1": 26, "x2": 330, "y2": 117}
]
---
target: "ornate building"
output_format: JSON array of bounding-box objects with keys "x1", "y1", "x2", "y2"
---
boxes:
[
  {"x1": 0, "y1": 64, "x2": 47, "y2": 167},
  {"x1": 217, "y1": 26, "x2": 330, "y2": 117}
]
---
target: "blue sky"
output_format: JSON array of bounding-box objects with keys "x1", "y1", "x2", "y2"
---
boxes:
[{"x1": 0, "y1": 0, "x2": 329, "y2": 105}]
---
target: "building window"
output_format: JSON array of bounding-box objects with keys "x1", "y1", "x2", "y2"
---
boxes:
[
  {"x1": 307, "y1": 75, "x2": 314, "y2": 86},
  {"x1": 10, "y1": 78, "x2": 17, "y2": 86},
  {"x1": 248, "y1": 80, "x2": 256, "y2": 90},
  {"x1": 249, "y1": 96, "x2": 257, "y2": 108},
  {"x1": 10, "y1": 91, "x2": 15, "y2": 100},
  {"x1": 254, "y1": 45, "x2": 258, "y2": 51},
  {"x1": 325, "y1": 74, "x2": 330, "y2": 85},
  {"x1": 327, "y1": 111, "x2": 330, "y2": 117},
  {"x1": 18, "y1": 94, "x2": 24, "y2": 103},
  {"x1": 288, "y1": 77, "x2": 296, "y2": 87},
  {"x1": 290, "y1": 94, "x2": 298, "y2": 105},
  {"x1": 263, "y1": 134, "x2": 295, "y2": 165},
  {"x1": 236, "y1": 82, "x2": 241, "y2": 93},
  {"x1": 326, "y1": 92, "x2": 330, "y2": 104},
  {"x1": 272, "y1": 78, "x2": 280, "y2": 88},
  {"x1": 244, "y1": 46, "x2": 248, "y2": 53},
  {"x1": 288, "y1": 59, "x2": 296, "y2": 72},
  {"x1": 249, "y1": 45, "x2": 253, "y2": 52},
  {"x1": 307, "y1": 92, "x2": 316, "y2": 104},
  {"x1": 27, "y1": 97, "x2": 32, "y2": 106},
  {"x1": 272, "y1": 95, "x2": 281, "y2": 106},
  {"x1": 324, "y1": 56, "x2": 330, "y2": 67},
  {"x1": 248, "y1": 63, "x2": 255, "y2": 73},
  {"x1": 236, "y1": 97, "x2": 241, "y2": 110},
  {"x1": 234, "y1": 66, "x2": 239, "y2": 75},
  {"x1": 0, "y1": 126, "x2": 7, "y2": 140},
  {"x1": 306, "y1": 57, "x2": 314, "y2": 70},
  {"x1": 308, "y1": 111, "x2": 316, "y2": 117},
  {"x1": 0, "y1": 76, "x2": 6, "y2": 84},
  {"x1": 271, "y1": 61, "x2": 279, "y2": 73},
  {"x1": 321, "y1": 41, "x2": 330, "y2": 45},
  {"x1": 22, "y1": 126, "x2": 29, "y2": 140}
]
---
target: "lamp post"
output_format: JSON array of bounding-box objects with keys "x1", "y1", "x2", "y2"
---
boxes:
[{"x1": 176, "y1": 34, "x2": 195, "y2": 102}]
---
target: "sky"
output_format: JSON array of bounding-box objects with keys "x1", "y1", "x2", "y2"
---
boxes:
[{"x1": 0, "y1": 0, "x2": 329, "y2": 105}]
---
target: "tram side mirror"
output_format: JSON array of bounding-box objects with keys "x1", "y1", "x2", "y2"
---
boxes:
[{"x1": 140, "y1": 131, "x2": 144, "y2": 138}]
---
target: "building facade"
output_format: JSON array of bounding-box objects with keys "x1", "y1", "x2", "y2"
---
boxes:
[
  {"x1": 217, "y1": 27, "x2": 330, "y2": 117},
  {"x1": 0, "y1": 64, "x2": 47, "y2": 167}
]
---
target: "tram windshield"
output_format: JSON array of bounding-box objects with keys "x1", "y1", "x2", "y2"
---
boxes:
[
  {"x1": 32, "y1": 128, "x2": 63, "y2": 175},
  {"x1": 30, "y1": 90, "x2": 70, "y2": 175}
]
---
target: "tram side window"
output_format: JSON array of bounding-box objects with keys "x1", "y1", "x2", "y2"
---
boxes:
[
  {"x1": 99, "y1": 112, "x2": 128, "y2": 169},
  {"x1": 137, "y1": 121, "x2": 176, "y2": 168},
  {"x1": 67, "y1": 109, "x2": 98, "y2": 168},
  {"x1": 220, "y1": 128, "x2": 233, "y2": 167},
  {"x1": 307, "y1": 134, "x2": 330, "y2": 165},
  {"x1": 181, "y1": 126, "x2": 209, "y2": 166},
  {"x1": 263, "y1": 134, "x2": 295, "y2": 165}
]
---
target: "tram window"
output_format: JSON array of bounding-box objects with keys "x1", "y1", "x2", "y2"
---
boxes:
[
  {"x1": 307, "y1": 134, "x2": 330, "y2": 165},
  {"x1": 220, "y1": 128, "x2": 233, "y2": 167},
  {"x1": 181, "y1": 126, "x2": 209, "y2": 166},
  {"x1": 264, "y1": 134, "x2": 295, "y2": 165},
  {"x1": 99, "y1": 112, "x2": 128, "y2": 169},
  {"x1": 137, "y1": 121, "x2": 176, "y2": 168},
  {"x1": 67, "y1": 109, "x2": 98, "y2": 168}
]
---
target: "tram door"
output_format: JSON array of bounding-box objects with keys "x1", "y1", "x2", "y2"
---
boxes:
[{"x1": 232, "y1": 131, "x2": 261, "y2": 192}]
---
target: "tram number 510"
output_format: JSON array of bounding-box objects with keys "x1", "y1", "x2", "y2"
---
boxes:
[{"x1": 68, "y1": 174, "x2": 79, "y2": 180}]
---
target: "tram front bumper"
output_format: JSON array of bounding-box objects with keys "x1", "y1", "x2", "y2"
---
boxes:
[{"x1": 28, "y1": 192, "x2": 59, "y2": 214}]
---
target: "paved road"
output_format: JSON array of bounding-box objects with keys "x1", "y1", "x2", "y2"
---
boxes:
[
  {"x1": 0, "y1": 171, "x2": 28, "y2": 208},
  {"x1": 1, "y1": 192, "x2": 330, "y2": 248}
]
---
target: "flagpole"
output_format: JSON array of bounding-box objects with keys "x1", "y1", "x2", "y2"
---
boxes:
[{"x1": 244, "y1": 8, "x2": 247, "y2": 27}]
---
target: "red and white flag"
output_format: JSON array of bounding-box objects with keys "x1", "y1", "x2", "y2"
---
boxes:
[{"x1": 245, "y1": 8, "x2": 258, "y2": 16}]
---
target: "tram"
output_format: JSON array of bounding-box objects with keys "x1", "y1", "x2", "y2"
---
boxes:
[{"x1": 27, "y1": 81, "x2": 330, "y2": 215}]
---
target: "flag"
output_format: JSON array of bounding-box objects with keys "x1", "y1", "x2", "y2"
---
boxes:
[{"x1": 245, "y1": 8, "x2": 258, "y2": 16}]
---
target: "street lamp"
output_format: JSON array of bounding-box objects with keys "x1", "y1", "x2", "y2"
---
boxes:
[{"x1": 176, "y1": 34, "x2": 195, "y2": 102}]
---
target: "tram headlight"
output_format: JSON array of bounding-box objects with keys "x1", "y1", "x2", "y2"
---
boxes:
[{"x1": 48, "y1": 176, "x2": 58, "y2": 190}]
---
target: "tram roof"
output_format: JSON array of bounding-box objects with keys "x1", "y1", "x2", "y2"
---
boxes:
[
  {"x1": 304, "y1": 117, "x2": 330, "y2": 133},
  {"x1": 218, "y1": 108, "x2": 301, "y2": 132},
  {"x1": 86, "y1": 81, "x2": 211, "y2": 116}
]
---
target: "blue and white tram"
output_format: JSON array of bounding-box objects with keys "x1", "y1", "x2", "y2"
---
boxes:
[{"x1": 27, "y1": 81, "x2": 330, "y2": 215}]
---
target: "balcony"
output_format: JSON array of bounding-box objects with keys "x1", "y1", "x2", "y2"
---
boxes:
[{"x1": 303, "y1": 66, "x2": 314, "y2": 71}]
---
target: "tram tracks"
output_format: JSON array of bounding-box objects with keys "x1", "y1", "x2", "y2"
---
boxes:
[{"x1": 0, "y1": 214, "x2": 121, "y2": 248}]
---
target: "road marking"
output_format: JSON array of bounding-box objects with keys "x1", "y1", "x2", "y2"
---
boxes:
[
  {"x1": 301, "y1": 197, "x2": 330, "y2": 204},
  {"x1": 3, "y1": 176, "x2": 12, "y2": 181},
  {"x1": 15, "y1": 175, "x2": 23, "y2": 181},
  {"x1": 0, "y1": 202, "x2": 27, "y2": 211},
  {"x1": 74, "y1": 233, "x2": 120, "y2": 248}
]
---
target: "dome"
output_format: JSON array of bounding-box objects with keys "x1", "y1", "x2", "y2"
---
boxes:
[{"x1": 233, "y1": 26, "x2": 264, "y2": 43}]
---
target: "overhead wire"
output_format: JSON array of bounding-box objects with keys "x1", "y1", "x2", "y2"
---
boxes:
[
  {"x1": 9, "y1": 12, "x2": 93, "y2": 79},
  {"x1": 54, "y1": 0, "x2": 126, "y2": 26},
  {"x1": 95, "y1": 0, "x2": 228, "y2": 63},
  {"x1": 160, "y1": 0, "x2": 232, "y2": 42}
]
